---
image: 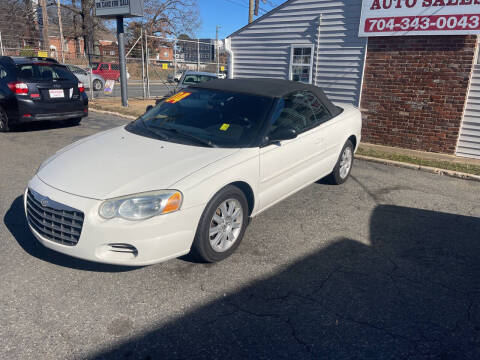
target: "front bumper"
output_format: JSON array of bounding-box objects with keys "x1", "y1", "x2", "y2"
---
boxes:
[{"x1": 25, "y1": 176, "x2": 204, "y2": 266}]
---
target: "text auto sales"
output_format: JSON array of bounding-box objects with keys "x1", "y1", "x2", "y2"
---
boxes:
[
  {"x1": 364, "y1": 0, "x2": 480, "y2": 33},
  {"x1": 369, "y1": 0, "x2": 480, "y2": 10}
]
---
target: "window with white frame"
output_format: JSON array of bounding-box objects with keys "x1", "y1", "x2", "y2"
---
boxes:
[{"x1": 289, "y1": 45, "x2": 314, "y2": 84}]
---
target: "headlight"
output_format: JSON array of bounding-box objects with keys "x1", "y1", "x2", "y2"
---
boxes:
[{"x1": 99, "y1": 190, "x2": 183, "y2": 221}]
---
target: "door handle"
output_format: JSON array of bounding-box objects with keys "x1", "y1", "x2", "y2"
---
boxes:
[{"x1": 313, "y1": 137, "x2": 323, "y2": 144}]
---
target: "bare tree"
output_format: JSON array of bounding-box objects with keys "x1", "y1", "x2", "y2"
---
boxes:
[
  {"x1": 0, "y1": 0, "x2": 39, "y2": 48},
  {"x1": 38, "y1": 0, "x2": 50, "y2": 49},
  {"x1": 142, "y1": 0, "x2": 201, "y2": 37}
]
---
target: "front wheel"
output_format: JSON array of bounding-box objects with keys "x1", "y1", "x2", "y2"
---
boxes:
[
  {"x1": 191, "y1": 185, "x2": 249, "y2": 263},
  {"x1": 327, "y1": 139, "x2": 354, "y2": 185}
]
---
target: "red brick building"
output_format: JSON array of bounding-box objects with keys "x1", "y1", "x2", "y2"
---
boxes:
[
  {"x1": 48, "y1": 36, "x2": 85, "y2": 60},
  {"x1": 155, "y1": 46, "x2": 174, "y2": 62},
  {"x1": 360, "y1": 35, "x2": 477, "y2": 155},
  {"x1": 227, "y1": 0, "x2": 480, "y2": 159},
  {"x1": 98, "y1": 40, "x2": 118, "y2": 59}
]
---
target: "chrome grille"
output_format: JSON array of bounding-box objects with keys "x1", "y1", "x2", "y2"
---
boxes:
[{"x1": 26, "y1": 189, "x2": 84, "y2": 246}]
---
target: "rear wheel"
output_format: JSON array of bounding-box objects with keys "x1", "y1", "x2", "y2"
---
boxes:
[
  {"x1": 93, "y1": 79, "x2": 103, "y2": 91},
  {"x1": 191, "y1": 185, "x2": 249, "y2": 263},
  {"x1": 327, "y1": 139, "x2": 354, "y2": 185},
  {"x1": 0, "y1": 107, "x2": 10, "y2": 133}
]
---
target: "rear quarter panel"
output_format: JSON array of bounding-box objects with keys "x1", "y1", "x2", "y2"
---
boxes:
[{"x1": 333, "y1": 103, "x2": 362, "y2": 152}]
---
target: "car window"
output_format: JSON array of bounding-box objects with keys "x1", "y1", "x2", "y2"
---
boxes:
[
  {"x1": 16, "y1": 64, "x2": 77, "y2": 81},
  {"x1": 128, "y1": 88, "x2": 273, "y2": 148},
  {"x1": 100, "y1": 64, "x2": 109, "y2": 70},
  {"x1": 182, "y1": 74, "x2": 216, "y2": 85},
  {"x1": 68, "y1": 65, "x2": 87, "y2": 75},
  {"x1": 301, "y1": 91, "x2": 332, "y2": 125},
  {"x1": 267, "y1": 91, "x2": 316, "y2": 135},
  {"x1": 111, "y1": 64, "x2": 119, "y2": 70}
]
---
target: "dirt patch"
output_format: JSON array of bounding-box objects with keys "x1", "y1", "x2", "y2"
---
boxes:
[{"x1": 90, "y1": 98, "x2": 158, "y2": 117}]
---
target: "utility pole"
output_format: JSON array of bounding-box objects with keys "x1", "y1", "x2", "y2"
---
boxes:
[
  {"x1": 216, "y1": 25, "x2": 221, "y2": 75},
  {"x1": 116, "y1": 16, "x2": 128, "y2": 107},
  {"x1": 249, "y1": 0, "x2": 254, "y2": 23},
  {"x1": 141, "y1": 28, "x2": 146, "y2": 99},
  {"x1": 72, "y1": 0, "x2": 81, "y2": 57},
  {"x1": 197, "y1": 38, "x2": 200, "y2": 71},
  {"x1": 145, "y1": 33, "x2": 150, "y2": 98},
  {"x1": 56, "y1": 0, "x2": 65, "y2": 63},
  {"x1": 39, "y1": 0, "x2": 50, "y2": 51},
  {"x1": 173, "y1": 39, "x2": 177, "y2": 81}
]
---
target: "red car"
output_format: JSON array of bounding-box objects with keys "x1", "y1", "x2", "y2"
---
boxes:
[{"x1": 91, "y1": 62, "x2": 130, "y2": 81}]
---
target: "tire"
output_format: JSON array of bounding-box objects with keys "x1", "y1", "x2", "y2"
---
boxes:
[
  {"x1": 65, "y1": 117, "x2": 82, "y2": 126},
  {"x1": 327, "y1": 139, "x2": 354, "y2": 185},
  {"x1": 191, "y1": 185, "x2": 249, "y2": 263},
  {"x1": 0, "y1": 107, "x2": 10, "y2": 133},
  {"x1": 93, "y1": 79, "x2": 103, "y2": 91}
]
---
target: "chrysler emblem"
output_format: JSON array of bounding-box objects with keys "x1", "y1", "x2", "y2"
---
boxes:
[{"x1": 41, "y1": 199, "x2": 48, "y2": 207}]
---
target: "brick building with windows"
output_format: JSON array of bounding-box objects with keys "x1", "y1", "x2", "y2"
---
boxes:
[{"x1": 226, "y1": 0, "x2": 480, "y2": 159}]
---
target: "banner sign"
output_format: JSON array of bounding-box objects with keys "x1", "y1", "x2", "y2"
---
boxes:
[
  {"x1": 95, "y1": 0, "x2": 143, "y2": 18},
  {"x1": 104, "y1": 80, "x2": 115, "y2": 94},
  {"x1": 359, "y1": 0, "x2": 480, "y2": 37}
]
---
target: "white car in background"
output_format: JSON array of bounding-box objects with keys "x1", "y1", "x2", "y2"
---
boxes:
[
  {"x1": 66, "y1": 64, "x2": 105, "y2": 91},
  {"x1": 25, "y1": 78, "x2": 361, "y2": 266}
]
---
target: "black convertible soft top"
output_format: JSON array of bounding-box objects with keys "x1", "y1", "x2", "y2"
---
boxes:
[{"x1": 192, "y1": 78, "x2": 341, "y2": 117}]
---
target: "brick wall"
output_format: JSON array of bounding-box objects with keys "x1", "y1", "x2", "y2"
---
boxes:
[{"x1": 360, "y1": 35, "x2": 477, "y2": 154}]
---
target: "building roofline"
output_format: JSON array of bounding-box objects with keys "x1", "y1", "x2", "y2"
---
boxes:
[{"x1": 227, "y1": 0, "x2": 294, "y2": 38}]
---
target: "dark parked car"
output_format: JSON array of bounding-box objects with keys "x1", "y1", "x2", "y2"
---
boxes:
[{"x1": 0, "y1": 56, "x2": 88, "y2": 132}]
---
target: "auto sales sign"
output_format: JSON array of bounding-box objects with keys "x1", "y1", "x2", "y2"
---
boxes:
[{"x1": 359, "y1": 0, "x2": 480, "y2": 36}]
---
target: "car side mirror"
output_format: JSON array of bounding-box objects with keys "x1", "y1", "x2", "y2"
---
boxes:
[
  {"x1": 269, "y1": 126, "x2": 297, "y2": 143},
  {"x1": 146, "y1": 105, "x2": 154, "y2": 112}
]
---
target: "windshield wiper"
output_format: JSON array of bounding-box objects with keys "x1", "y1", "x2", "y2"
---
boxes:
[
  {"x1": 162, "y1": 127, "x2": 217, "y2": 148},
  {"x1": 138, "y1": 120, "x2": 170, "y2": 141}
]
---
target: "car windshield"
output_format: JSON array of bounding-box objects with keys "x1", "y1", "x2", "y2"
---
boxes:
[
  {"x1": 16, "y1": 63, "x2": 77, "y2": 81},
  {"x1": 127, "y1": 88, "x2": 273, "y2": 148},
  {"x1": 182, "y1": 74, "x2": 216, "y2": 85}
]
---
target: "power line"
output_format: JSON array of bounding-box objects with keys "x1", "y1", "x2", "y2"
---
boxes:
[{"x1": 224, "y1": 0, "x2": 267, "y2": 15}]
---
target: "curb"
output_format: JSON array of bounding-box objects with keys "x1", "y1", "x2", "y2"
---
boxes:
[
  {"x1": 89, "y1": 107, "x2": 137, "y2": 120},
  {"x1": 355, "y1": 154, "x2": 480, "y2": 182}
]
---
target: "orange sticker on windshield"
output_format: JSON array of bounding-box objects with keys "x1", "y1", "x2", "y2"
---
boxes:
[{"x1": 165, "y1": 91, "x2": 191, "y2": 104}]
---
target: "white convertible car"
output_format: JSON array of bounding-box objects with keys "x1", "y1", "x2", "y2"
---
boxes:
[{"x1": 25, "y1": 78, "x2": 361, "y2": 266}]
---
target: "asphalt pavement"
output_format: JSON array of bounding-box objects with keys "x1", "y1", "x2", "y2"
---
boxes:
[{"x1": 1, "y1": 112, "x2": 480, "y2": 359}]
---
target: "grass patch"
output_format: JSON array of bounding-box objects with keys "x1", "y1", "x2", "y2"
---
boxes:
[
  {"x1": 357, "y1": 146, "x2": 480, "y2": 176},
  {"x1": 90, "y1": 98, "x2": 156, "y2": 118}
]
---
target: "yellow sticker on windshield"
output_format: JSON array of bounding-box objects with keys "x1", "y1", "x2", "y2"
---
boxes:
[
  {"x1": 166, "y1": 92, "x2": 191, "y2": 104},
  {"x1": 220, "y1": 123, "x2": 230, "y2": 131}
]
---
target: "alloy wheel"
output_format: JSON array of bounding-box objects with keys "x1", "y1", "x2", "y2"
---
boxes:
[
  {"x1": 209, "y1": 198, "x2": 244, "y2": 252},
  {"x1": 339, "y1": 147, "x2": 352, "y2": 179}
]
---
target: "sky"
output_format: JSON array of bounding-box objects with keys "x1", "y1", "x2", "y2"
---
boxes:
[{"x1": 197, "y1": 0, "x2": 285, "y2": 39}]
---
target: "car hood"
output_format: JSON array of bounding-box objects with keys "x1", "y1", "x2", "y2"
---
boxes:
[{"x1": 37, "y1": 126, "x2": 239, "y2": 199}]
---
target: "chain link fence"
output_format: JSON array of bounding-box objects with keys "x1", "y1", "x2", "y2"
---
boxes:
[{"x1": 0, "y1": 31, "x2": 228, "y2": 104}]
